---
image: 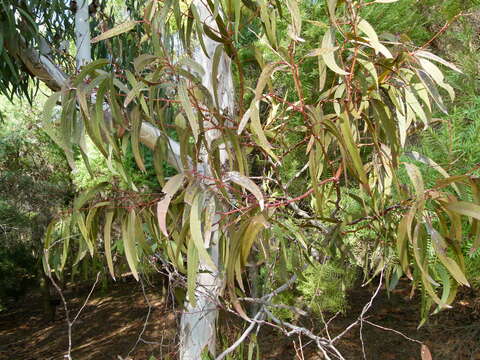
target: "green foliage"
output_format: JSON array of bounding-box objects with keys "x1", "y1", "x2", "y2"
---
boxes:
[
  {"x1": 43, "y1": 0, "x2": 477, "y2": 323},
  {"x1": 0, "y1": 241, "x2": 36, "y2": 310},
  {"x1": 0, "y1": 94, "x2": 72, "y2": 306},
  {"x1": 299, "y1": 262, "x2": 357, "y2": 315}
]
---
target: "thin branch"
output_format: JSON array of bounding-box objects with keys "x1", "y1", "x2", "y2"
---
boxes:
[
  {"x1": 363, "y1": 320, "x2": 423, "y2": 344},
  {"x1": 127, "y1": 277, "x2": 153, "y2": 357},
  {"x1": 71, "y1": 272, "x2": 100, "y2": 324},
  {"x1": 215, "y1": 310, "x2": 264, "y2": 360},
  {"x1": 331, "y1": 268, "x2": 384, "y2": 344},
  {"x1": 45, "y1": 255, "x2": 100, "y2": 360}
]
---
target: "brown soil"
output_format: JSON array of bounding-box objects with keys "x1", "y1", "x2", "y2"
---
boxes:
[{"x1": 0, "y1": 279, "x2": 479, "y2": 360}]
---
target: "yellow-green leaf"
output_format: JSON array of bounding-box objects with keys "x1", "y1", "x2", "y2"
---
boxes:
[
  {"x1": 187, "y1": 236, "x2": 199, "y2": 307},
  {"x1": 339, "y1": 114, "x2": 367, "y2": 184},
  {"x1": 321, "y1": 28, "x2": 349, "y2": 76},
  {"x1": 358, "y1": 19, "x2": 392, "y2": 58},
  {"x1": 104, "y1": 210, "x2": 116, "y2": 280},
  {"x1": 225, "y1": 171, "x2": 264, "y2": 210},
  {"x1": 250, "y1": 101, "x2": 280, "y2": 163},
  {"x1": 415, "y1": 50, "x2": 462, "y2": 74},
  {"x1": 446, "y1": 201, "x2": 480, "y2": 221},
  {"x1": 91, "y1": 21, "x2": 138, "y2": 43},
  {"x1": 190, "y1": 193, "x2": 217, "y2": 270},
  {"x1": 406, "y1": 151, "x2": 460, "y2": 196},
  {"x1": 124, "y1": 210, "x2": 139, "y2": 281},
  {"x1": 404, "y1": 163, "x2": 424, "y2": 202},
  {"x1": 241, "y1": 215, "x2": 268, "y2": 264},
  {"x1": 427, "y1": 225, "x2": 469, "y2": 286},
  {"x1": 306, "y1": 47, "x2": 338, "y2": 57},
  {"x1": 178, "y1": 80, "x2": 199, "y2": 141},
  {"x1": 131, "y1": 107, "x2": 146, "y2": 172},
  {"x1": 156, "y1": 173, "x2": 186, "y2": 237}
]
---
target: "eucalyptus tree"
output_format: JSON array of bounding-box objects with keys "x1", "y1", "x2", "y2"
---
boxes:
[{"x1": 2, "y1": 0, "x2": 480, "y2": 358}]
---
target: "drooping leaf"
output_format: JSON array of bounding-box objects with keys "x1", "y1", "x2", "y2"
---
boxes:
[
  {"x1": 404, "y1": 163, "x2": 424, "y2": 203},
  {"x1": 446, "y1": 201, "x2": 480, "y2": 221},
  {"x1": 190, "y1": 192, "x2": 217, "y2": 270},
  {"x1": 306, "y1": 47, "x2": 338, "y2": 57},
  {"x1": 187, "y1": 235, "x2": 199, "y2": 307},
  {"x1": 225, "y1": 171, "x2": 264, "y2": 210},
  {"x1": 156, "y1": 173, "x2": 186, "y2": 237},
  {"x1": 131, "y1": 107, "x2": 146, "y2": 172},
  {"x1": 321, "y1": 28, "x2": 349, "y2": 75},
  {"x1": 178, "y1": 80, "x2": 199, "y2": 141},
  {"x1": 426, "y1": 224, "x2": 469, "y2": 286},
  {"x1": 415, "y1": 50, "x2": 463, "y2": 73},
  {"x1": 358, "y1": 19, "x2": 392, "y2": 58},
  {"x1": 241, "y1": 215, "x2": 268, "y2": 264},
  {"x1": 104, "y1": 209, "x2": 116, "y2": 280},
  {"x1": 405, "y1": 151, "x2": 460, "y2": 196},
  {"x1": 91, "y1": 21, "x2": 138, "y2": 43},
  {"x1": 124, "y1": 210, "x2": 139, "y2": 281},
  {"x1": 339, "y1": 114, "x2": 367, "y2": 184}
]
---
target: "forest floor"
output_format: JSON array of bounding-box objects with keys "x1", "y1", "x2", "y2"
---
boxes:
[{"x1": 0, "y1": 278, "x2": 479, "y2": 360}]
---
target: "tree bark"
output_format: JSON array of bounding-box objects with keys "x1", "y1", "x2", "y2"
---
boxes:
[
  {"x1": 75, "y1": 0, "x2": 92, "y2": 70},
  {"x1": 179, "y1": 2, "x2": 235, "y2": 358}
]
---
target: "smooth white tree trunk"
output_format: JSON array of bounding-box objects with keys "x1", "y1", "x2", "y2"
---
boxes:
[
  {"x1": 179, "y1": 2, "x2": 235, "y2": 359},
  {"x1": 75, "y1": 0, "x2": 91, "y2": 69}
]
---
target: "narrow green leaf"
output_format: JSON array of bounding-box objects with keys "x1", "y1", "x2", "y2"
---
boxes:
[
  {"x1": 104, "y1": 210, "x2": 116, "y2": 280},
  {"x1": 211, "y1": 44, "x2": 224, "y2": 109},
  {"x1": 321, "y1": 28, "x2": 349, "y2": 75},
  {"x1": 405, "y1": 151, "x2": 460, "y2": 196},
  {"x1": 43, "y1": 92, "x2": 61, "y2": 124},
  {"x1": 153, "y1": 137, "x2": 166, "y2": 186},
  {"x1": 327, "y1": 0, "x2": 337, "y2": 22},
  {"x1": 131, "y1": 107, "x2": 146, "y2": 172},
  {"x1": 156, "y1": 173, "x2": 186, "y2": 237},
  {"x1": 358, "y1": 19, "x2": 392, "y2": 58},
  {"x1": 187, "y1": 235, "x2": 199, "y2": 307},
  {"x1": 404, "y1": 163, "x2": 424, "y2": 202},
  {"x1": 73, "y1": 59, "x2": 110, "y2": 86},
  {"x1": 255, "y1": 63, "x2": 281, "y2": 101},
  {"x1": 190, "y1": 193, "x2": 217, "y2": 270},
  {"x1": 446, "y1": 201, "x2": 480, "y2": 221},
  {"x1": 418, "y1": 58, "x2": 455, "y2": 101},
  {"x1": 426, "y1": 224, "x2": 469, "y2": 286},
  {"x1": 124, "y1": 210, "x2": 139, "y2": 281},
  {"x1": 339, "y1": 114, "x2": 367, "y2": 184},
  {"x1": 225, "y1": 171, "x2": 265, "y2": 210},
  {"x1": 415, "y1": 50, "x2": 462, "y2": 73},
  {"x1": 74, "y1": 182, "x2": 109, "y2": 212},
  {"x1": 91, "y1": 21, "x2": 138, "y2": 43},
  {"x1": 250, "y1": 102, "x2": 280, "y2": 163},
  {"x1": 241, "y1": 215, "x2": 268, "y2": 264},
  {"x1": 306, "y1": 47, "x2": 338, "y2": 57},
  {"x1": 133, "y1": 54, "x2": 158, "y2": 73},
  {"x1": 178, "y1": 80, "x2": 199, "y2": 141}
]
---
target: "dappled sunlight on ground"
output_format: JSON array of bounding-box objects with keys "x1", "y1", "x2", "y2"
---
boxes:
[{"x1": 0, "y1": 279, "x2": 479, "y2": 359}]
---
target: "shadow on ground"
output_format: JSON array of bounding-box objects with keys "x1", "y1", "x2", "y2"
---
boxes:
[{"x1": 1, "y1": 278, "x2": 479, "y2": 359}]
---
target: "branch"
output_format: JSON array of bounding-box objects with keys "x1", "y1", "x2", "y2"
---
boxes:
[
  {"x1": 9, "y1": 41, "x2": 186, "y2": 172},
  {"x1": 215, "y1": 310, "x2": 263, "y2": 360}
]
